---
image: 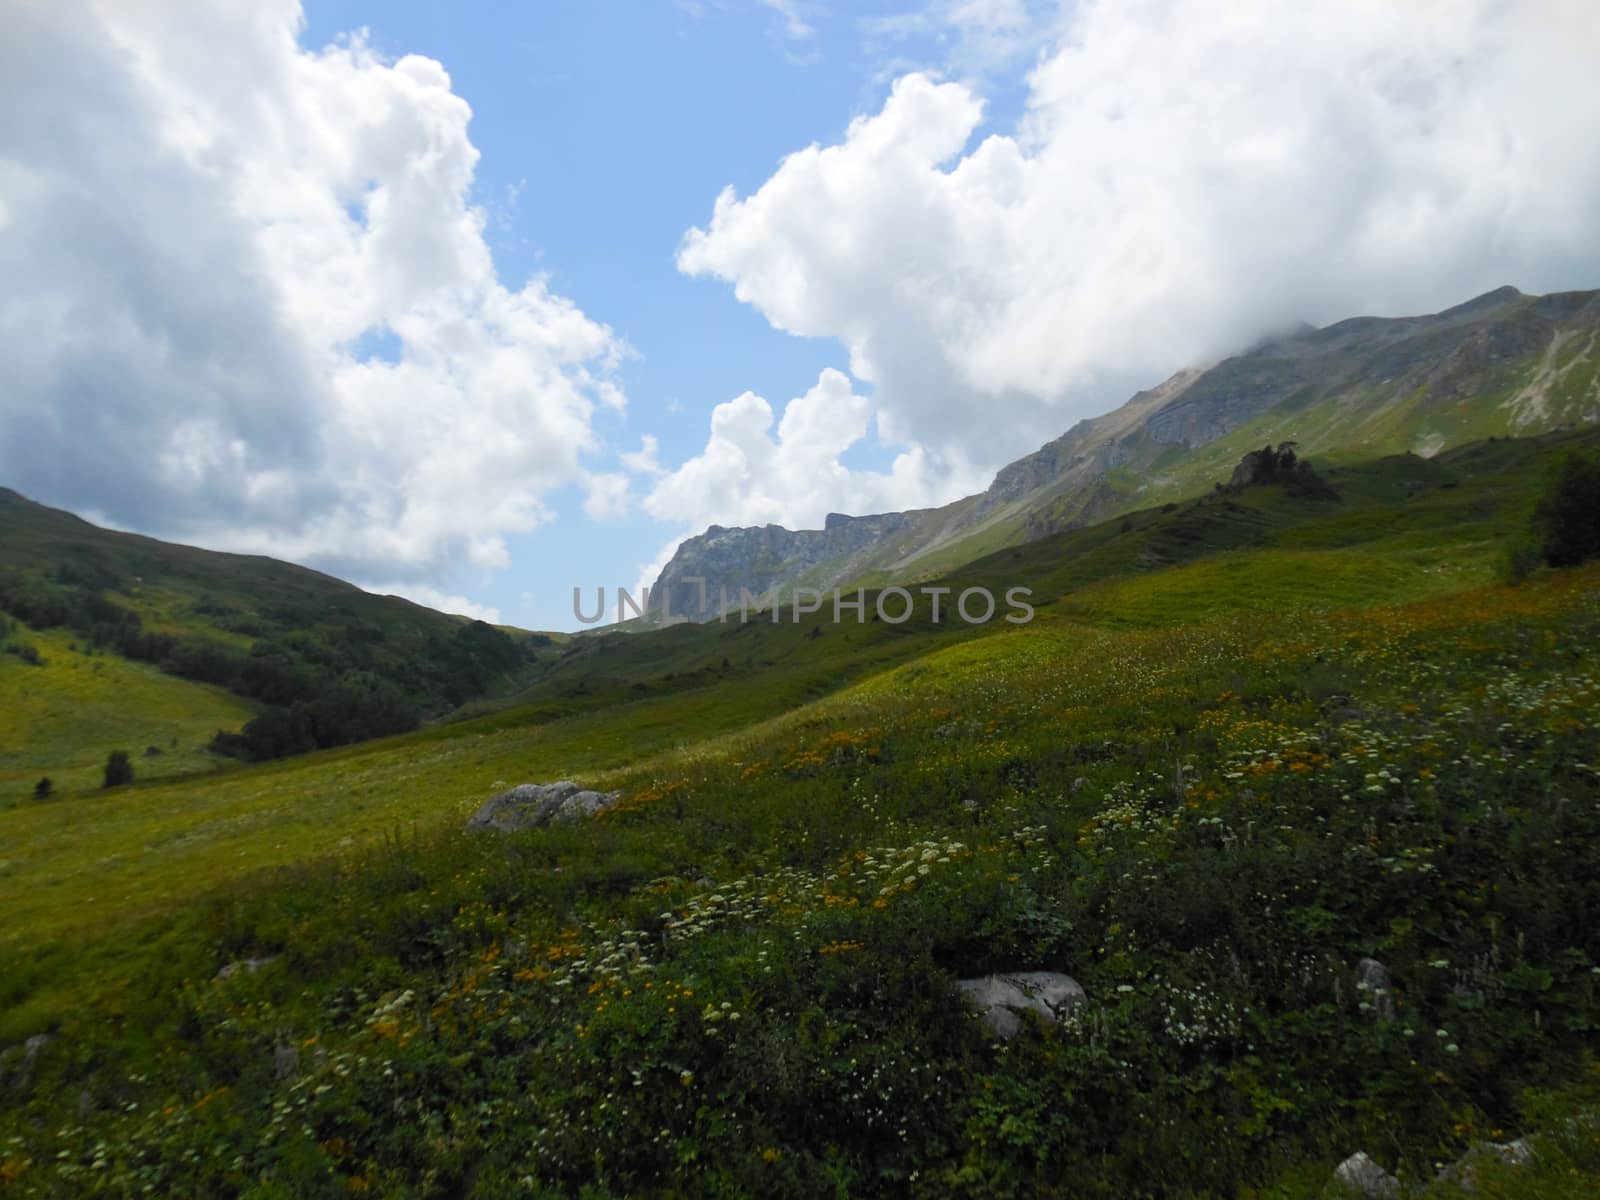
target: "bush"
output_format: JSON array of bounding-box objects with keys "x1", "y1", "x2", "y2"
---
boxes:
[
  {"x1": 32, "y1": 777, "x2": 52, "y2": 801},
  {"x1": 1501, "y1": 536, "x2": 1543, "y2": 584},
  {"x1": 102, "y1": 750, "x2": 133, "y2": 789},
  {"x1": 2, "y1": 640, "x2": 43, "y2": 666},
  {"x1": 1535, "y1": 451, "x2": 1600, "y2": 568}
]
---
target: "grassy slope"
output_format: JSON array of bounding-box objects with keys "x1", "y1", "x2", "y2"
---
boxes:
[
  {"x1": 0, "y1": 628, "x2": 255, "y2": 802},
  {"x1": 0, "y1": 487, "x2": 558, "y2": 714},
  {"x1": 3, "y1": 430, "x2": 1600, "y2": 1195},
  {"x1": 0, "y1": 488, "x2": 413, "y2": 640},
  {"x1": 866, "y1": 309, "x2": 1600, "y2": 586},
  {"x1": 5, "y1": 562, "x2": 1598, "y2": 1194},
  {"x1": 0, "y1": 428, "x2": 1589, "y2": 1029}
]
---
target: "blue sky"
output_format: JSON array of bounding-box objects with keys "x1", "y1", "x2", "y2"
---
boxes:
[
  {"x1": 6, "y1": 1, "x2": 1598, "y2": 631},
  {"x1": 294, "y1": 1, "x2": 1036, "y2": 629}
]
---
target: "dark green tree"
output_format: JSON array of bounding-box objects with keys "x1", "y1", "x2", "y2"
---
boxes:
[
  {"x1": 1535, "y1": 450, "x2": 1600, "y2": 567},
  {"x1": 102, "y1": 750, "x2": 133, "y2": 789},
  {"x1": 33, "y1": 777, "x2": 52, "y2": 800}
]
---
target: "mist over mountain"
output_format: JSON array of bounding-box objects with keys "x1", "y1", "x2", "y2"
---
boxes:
[{"x1": 649, "y1": 285, "x2": 1600, "y2": 620}]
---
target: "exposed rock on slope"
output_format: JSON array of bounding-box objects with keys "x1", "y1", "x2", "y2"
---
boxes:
[
  {"x1": 955, "y1": 971, "x2": 1086, "y2": 1039},
  {"x1": 467, "y1": 781, "x2": 621, "y2": 831},
  {"x1": 648, "y1": 286, "x2": 1600, "y2": 621},
  {"x1": 649, "y1": 511, "x2": 916, "y2": 621}
]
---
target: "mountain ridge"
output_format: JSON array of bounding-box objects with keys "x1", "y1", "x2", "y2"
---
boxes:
[{"x1": 648, "y1": 284, "x2": 1600, "y2": 619}]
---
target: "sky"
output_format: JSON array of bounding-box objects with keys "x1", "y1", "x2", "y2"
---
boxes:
[{"x1": 3, "y1": 1, "x2": 1600, "y2": 630}]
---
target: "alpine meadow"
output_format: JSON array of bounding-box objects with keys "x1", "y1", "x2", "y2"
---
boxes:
[{"x1": 5, "y1": 4, "x2": 1600, "y2": 1198}]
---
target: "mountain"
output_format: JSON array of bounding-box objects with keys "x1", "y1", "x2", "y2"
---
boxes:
[
  {"x1": 0, "y1": 488, "x2": 554, "y2": 761},
  {"x1": 649, "y1": 285, "x2": 1600, "y2": 619}
]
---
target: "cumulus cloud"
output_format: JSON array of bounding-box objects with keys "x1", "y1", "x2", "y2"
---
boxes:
[
  {"x1": 680, "y1": 0, "x2": 1600, "y2": 473},
  {"x1": 644, "y1": 367, "x2": 962, "y2": 531},
  {"x1": 0, "y1": 1, "x2": 624, "y2": 603},
  {"x1": 634, "y1": 366, "x2": 976, "y2": 596},
  {"x1": 582, "y1": 472, "x2": 633, "y2": 522}
]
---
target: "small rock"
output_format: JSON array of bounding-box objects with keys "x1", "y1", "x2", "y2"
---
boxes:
[
  {"x1": 1330, "y1": 1151, "x2": 1399, "y2": 1198},
  {"x1": 273, "y1": 1041, "x2": 300, "y2": 1080},
  {"x1": 956, "y1": 971, "x2": 1085, "y2": 1039},
  {"x1": 1355, "y1": 957, "x2": 1396, "y2": 1021},
  {"x1": 215, "y1": 956, "x2": 278, "y2": 982},
  {"x1": 0, "y1": 1033, "x2": 53, "y2": 1094},
  {"x1": 466, "y1": 781, "x2": 622, "y2": 831}
]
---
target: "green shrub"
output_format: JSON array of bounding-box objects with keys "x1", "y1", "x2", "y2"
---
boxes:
[
  {"x1": 1535, "y1": 451, "x2": 1600, "y2": 567},
  {"x1": 102, "y1": 749, "x2": 133, "y2": 788}
]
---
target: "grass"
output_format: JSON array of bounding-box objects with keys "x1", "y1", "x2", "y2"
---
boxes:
[
  {"x1": 1, "y1": 430, "x2": 1592, "y2": 1031},
  {"x1": 0, "y1": 628, "x2": 254, "y2": 803},
  {"x1": 4, "y1": 430, "x2": 1600, "y2": 1196},
  {"x1": 0, "y1": 488, "x2": 561, "y2": 757}
]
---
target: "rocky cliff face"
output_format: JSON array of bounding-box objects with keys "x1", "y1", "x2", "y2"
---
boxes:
[
  {"x1": 648, "y1": 511, "x2": 917, "y2": 620},
  {"x1": 646, "y1": 286, "x2": 1600, "y2": 623}
]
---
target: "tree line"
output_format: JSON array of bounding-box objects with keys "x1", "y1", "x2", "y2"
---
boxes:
[{"x1": 0, "y1": 568, "x2": 539, "y2": 761}]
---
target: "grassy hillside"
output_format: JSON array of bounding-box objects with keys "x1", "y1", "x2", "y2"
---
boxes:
[
  {"x1": 0, "y1": 627, "x2": 255, "y2": 802},
  {"x1": 0, "y1": 488, "x2": 553, "y2": 763},
  {"x1": 3, "y1": 432, "x2": 1600, "y2": 1196},
  {"x1": 650, "y1": 287, "x2": 1600, "y2": 616}
]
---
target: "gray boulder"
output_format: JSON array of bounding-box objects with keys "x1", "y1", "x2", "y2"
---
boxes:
[
  {"x1": 273, "y1": 1040, "x2": 300, "y2": 1080},
  {"x1": 1355, "y1": 957, "x2": 1396, "y2": 1021},
  {"x1": 467, "y1": 781, "x2": 622, "y2": 832},
  {"x1": 956, "y1": 971, "x2": 1085, "y2": 1039},
  {"x1": 215, "y1": 956, "x2": 278, "y2": 982},
  {"x1": 0, "y1": 1033, "x2": 52, "y2": 1094},
  {"x1": 1330, "y1": 1151, "x2": 1400, "y2": 1198}
]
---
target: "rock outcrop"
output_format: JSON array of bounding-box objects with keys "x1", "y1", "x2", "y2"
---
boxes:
[
  {"x1": 955, "y1": 971, "x2": 1086, "y2": 1039},
  {"x1": 1354, "y1": 957, "x2": 1396, "y2": 1021},
  {"x1": 0, "y1": 1033, "x2": 52, "y2": 1095},
  {"x1": 639, "y1": 285, "x2": 1598, "y2": 625},
  {"x1": 1327, "y1": 1137, "x2": 1535, "y2": 1196},
  {"x1": 647, "y1": 511, "x2": 916, "y2": 621},
  {"x1": 467, "y1": 781, "x2": 622, "y2": 832},
  {"x1": 1330, "y1": 1151, "x2": 1400, "y2": 1198}
]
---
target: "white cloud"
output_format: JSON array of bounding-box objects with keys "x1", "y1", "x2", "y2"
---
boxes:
[
  {"x1": 620, "y1": 434, "x2": 666, "y2": 478},
  {"x1": 582, "y1": 472, "x2": 632, "y2": 521},
  {"x1": 863, "y1": 0, "x2": 1051, "y2": 76},
  {"x1": 363, "y1": 582, "x2": 502, "y2": 625},
  {"x1": 644, "y1": 367, "x2": 964, "y2": 532},
  {"x1": 758, "y1": 0, "x2": 817, "y2": 40},
  {"x1": 637, "y1": 366, "x2": 978, "y2": 595},
  {"x1": 681, "y1": 0, "x2": 1600, "y2": 477},
  {"x1": 0, "y1": 1, "x2": 625, "y2": 594}
]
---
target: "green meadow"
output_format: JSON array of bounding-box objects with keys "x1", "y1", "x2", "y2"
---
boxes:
[
  {"x1": 0, "y1": 627, "x2": 254, "y2": 801},
  {"x1": 3, "y1": 430, "x2": 1600, "y2": 1196}
]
